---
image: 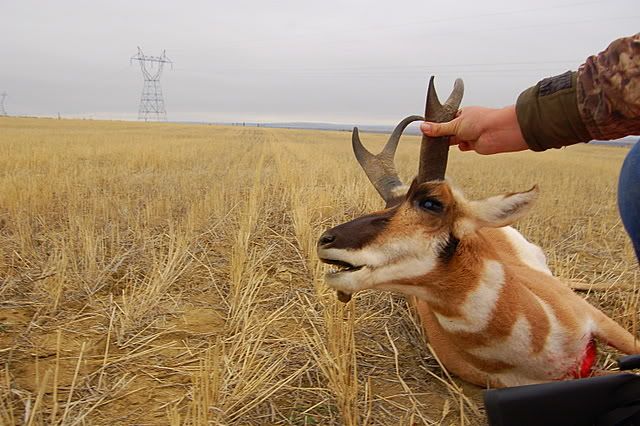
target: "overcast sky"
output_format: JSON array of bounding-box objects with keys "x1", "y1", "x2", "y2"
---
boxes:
[{"x1": 1, "y1": 0, "x2": 637, "y2": 124}]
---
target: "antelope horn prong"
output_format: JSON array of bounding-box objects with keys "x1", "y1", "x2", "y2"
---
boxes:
[
  {"x1": 443, "y1": 78, "x2": 464, "y2": 116},
  {"x1": 352, "y1": 115, "x2": 423, "y2": 206},
  {"x1": 425, "y1": 75, "x2": 443, "y2": 115},
  {"x1": 417, "y1": 76, "x2": 464, "y2": 183},
  {"x1": 352, "y1": 127, "x2": 376, "y2": 167}
]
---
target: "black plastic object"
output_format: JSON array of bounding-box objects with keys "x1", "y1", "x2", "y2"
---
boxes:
[
  {"x1": 484, "y1": 373, "x2": 640, "y2": 426},
  {"x1": 483, "y1": 356, "x2": 640, "y2": 426},
  {"x1": 619, "y1": 355, "x2": 640, "y2": 372}
]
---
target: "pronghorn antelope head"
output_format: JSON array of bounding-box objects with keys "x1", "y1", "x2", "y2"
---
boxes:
[
  {"x1": 318, "y1": 177, "x2": 539, "y2": 303},
  {"x1": 317, "y1": 77, "x2": 640, "y2": 388},
  {"x1": 317, "y1": 77, "x2": 536, "y2": 302}
]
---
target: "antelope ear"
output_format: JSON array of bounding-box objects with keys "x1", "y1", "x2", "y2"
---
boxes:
[{"x1": 460, "y1": 185, "x2": 539, "y2": 233}]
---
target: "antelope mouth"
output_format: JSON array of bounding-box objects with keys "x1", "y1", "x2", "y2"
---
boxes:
[{"x1": 320, "y1": 258, "x2": 364, "y2": 275}]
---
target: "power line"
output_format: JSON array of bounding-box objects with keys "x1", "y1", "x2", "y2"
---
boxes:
[
  {"x1": 174, "y1": 59, "x2": 583, "y2": 79},
  {"x1": 368, "y1": 0, "x2": 619, "y2": 32},
  {"x1": 130, "y1": 47, "x2": 173, "y2": 122}
]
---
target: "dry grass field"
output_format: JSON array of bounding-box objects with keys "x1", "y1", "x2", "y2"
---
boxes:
[{"x1": 0, "y1": 117, "x2": 637, "y2": 425}]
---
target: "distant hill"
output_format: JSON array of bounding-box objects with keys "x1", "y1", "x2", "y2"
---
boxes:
[
  {"x1": 242, "y1": 121, "x2": 423, "y2": 135},
  {"x1": 193, "y1": 120, "x2": 639, "y2": 146},
  {"x1": 240, "y1": 121, "x2": 639, "y2": 146},
  {"x1": 590, "y1": 136, "x2": 638, "y2": 147}
]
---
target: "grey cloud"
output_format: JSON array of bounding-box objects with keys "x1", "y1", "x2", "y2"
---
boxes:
[{"x1": 1, "y1": 0, "x2": 637, "y2": 124}]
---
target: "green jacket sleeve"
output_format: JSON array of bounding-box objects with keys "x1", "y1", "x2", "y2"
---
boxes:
[
  {"x1": 516, "y1": 33, "x2": 640, "y2": 151},
  {"x1": 516, "y1": 71, "x2": 590, "y2": 151}
]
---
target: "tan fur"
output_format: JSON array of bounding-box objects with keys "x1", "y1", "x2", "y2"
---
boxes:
[{"x1": 318, "y1": 181, "x2": 640, "y2": 387}]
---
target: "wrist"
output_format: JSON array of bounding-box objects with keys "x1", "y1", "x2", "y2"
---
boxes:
[
  {"x1": 486, "y1": 106, "x2": 528, "y2": 154},
  {"x1": 505, "y1": 105, "x2": 528, "y2": 152}
]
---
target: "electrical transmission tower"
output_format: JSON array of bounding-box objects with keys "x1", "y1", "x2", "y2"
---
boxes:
[
  {"x1": 0, "y1": 92, "x2": 7, "y2": 116},
  {"x1": 130, "y1": 47, "x2": 172, "y2": 121}
]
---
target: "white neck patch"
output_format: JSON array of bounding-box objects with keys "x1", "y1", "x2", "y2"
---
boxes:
[{"x1": 433, "y1": 260, "x2": 505, "y2": 333}]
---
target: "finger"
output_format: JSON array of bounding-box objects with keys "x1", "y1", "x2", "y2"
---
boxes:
[
  {"x1": 458, "y1": 141, "x2": 472, "y2": 151},
  {"x1": 420, "y1": 117, "x2": 460, "y2": 137},
  {"x1": 448, "y1": 136, "x2": 461, "y2": 146}
]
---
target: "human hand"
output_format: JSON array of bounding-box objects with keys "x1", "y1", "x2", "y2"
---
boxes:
[{"x1": 420, "y1": 105, "x2": 529, "y2": 155}]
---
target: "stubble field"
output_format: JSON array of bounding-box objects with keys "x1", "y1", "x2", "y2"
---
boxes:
[{"x1": 0, "y1": 117, "x2": 637, "y2": 425}]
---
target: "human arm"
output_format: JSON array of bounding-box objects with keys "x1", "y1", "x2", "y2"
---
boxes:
[
  {"x1": 421, "y1": 33, "x2": 640, "y2": 153},
  {"x1": 420, "y1": 105, "x2": 528, "y2": 154}
]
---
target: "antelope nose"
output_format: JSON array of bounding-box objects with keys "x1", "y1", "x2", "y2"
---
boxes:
[{"x1": 318, "y1": 232, "x2": 336, "y2": 247}]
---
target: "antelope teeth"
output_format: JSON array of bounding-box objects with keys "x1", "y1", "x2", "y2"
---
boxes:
[{"x1": 327, "y1": 263, "x2": 363, "y2": 274}]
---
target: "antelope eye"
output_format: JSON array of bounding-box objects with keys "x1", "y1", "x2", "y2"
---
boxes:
[{"x1": 418, "y1": 197, "x2": 443, "y2": 213}]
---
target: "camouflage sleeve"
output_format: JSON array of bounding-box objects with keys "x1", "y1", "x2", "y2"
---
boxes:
[
  {"x1": 515, "y1": 33, "x2": 640, "y2": 151},
  {"x1": 578, "y1": 33, "x2": 640, "y2": 140}
]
